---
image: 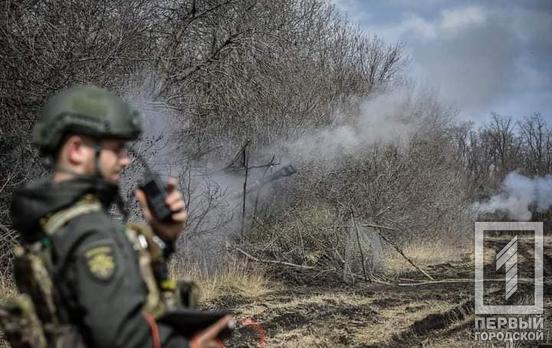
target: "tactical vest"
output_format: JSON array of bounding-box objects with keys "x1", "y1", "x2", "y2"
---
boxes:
[{"x1": 0, "y1": 195, "x2": 198, "y2": 348}]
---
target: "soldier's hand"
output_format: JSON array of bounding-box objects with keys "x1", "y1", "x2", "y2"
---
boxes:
[
  {"x1": 135, "y1": 177, "x2": 187, "y2": 241},
  {"x1": 190, "y1": 315, "x2": 233, "y2": 348}
]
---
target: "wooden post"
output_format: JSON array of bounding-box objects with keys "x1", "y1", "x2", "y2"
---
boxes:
[{"x1": 240, "y1": 141, "x2": 250, "y2": 238}]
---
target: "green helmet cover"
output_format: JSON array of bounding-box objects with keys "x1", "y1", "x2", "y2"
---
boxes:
[{"x1": 33, "y1": 85, "x2": 143, "y2": 155}]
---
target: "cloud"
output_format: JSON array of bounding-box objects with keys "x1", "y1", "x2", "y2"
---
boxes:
[
  {"x1": 329, "y1": 0, "x2": 372, "y2": 24},
  {"x1": 414, "y1": 10, "x2": 518, "y2": 112},
  {"x1": 511, "y1": 7, "x2": 552, "y2": 46},
  {"x1": 335, "y1": 1, "x2": 552, "y2": 121},
  {"x1": 440, "y1": 6, "x2": 486, "y2": 32},
  {"x1": 369, "y1": 6, "x2": 488, "y2": 41},
  {"x1": 374, "y1": 6, "x2": 520, "y2": 112}
]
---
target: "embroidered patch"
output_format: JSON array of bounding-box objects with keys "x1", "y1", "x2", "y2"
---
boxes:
[{"x1": 84, "y1": 245, "x2": 116, "y2": 281}]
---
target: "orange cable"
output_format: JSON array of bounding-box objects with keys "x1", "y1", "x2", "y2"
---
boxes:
[{"x1": 143, "y1": 313, "x2": 162, "y2": 348}]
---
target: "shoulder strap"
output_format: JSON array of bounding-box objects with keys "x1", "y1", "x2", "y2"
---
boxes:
[{"x1": 40, "y1": 194, "x2": 102, "y2": 235}]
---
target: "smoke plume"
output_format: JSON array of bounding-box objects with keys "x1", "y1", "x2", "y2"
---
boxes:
[
  {"x1": 280, "y1": 88, "x2": 429, "y2": 165},
  {"x1": 475, "y1": 171, "x2": 552, "y2": 220},
  {"x1": 120, "y1": 77, "x2": 442, "y2": 269}
]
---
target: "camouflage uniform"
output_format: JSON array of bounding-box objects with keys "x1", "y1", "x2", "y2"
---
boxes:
[{"x1": 5, "y1": 86, "x2": 194, "y2": 348}]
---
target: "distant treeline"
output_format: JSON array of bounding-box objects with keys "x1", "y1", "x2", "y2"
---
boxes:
[{"x1": 451, "y1": 113, "x2": 552, "y2": 199}]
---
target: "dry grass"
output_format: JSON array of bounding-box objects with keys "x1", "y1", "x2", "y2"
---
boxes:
[
  {"x1": 169, "y1": 257, "x2": 268, "y2": 305},
  {"x1": 384, "y1": 239, "x2": 470, "y2": 274},
  {"x1": 0, "y1": 276, "x2": 16, "y2": 348},
  {"x1": 0, "y1": 277, "x2": 16, "y2": 301}
]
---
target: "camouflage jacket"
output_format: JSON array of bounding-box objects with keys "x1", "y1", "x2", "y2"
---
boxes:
[{"x1": 10, "y1": 176, "x2": 189, "y2": 348}]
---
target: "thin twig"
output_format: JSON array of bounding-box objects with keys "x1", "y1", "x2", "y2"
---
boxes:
[
  {"x1": 235, "y1": 247, "x2": 315, "y2": 270},
  {"x1": 241, "y1": 140, "x2": 250, "y2": 238},
  {"x1": 360, "y1": 223, "x2": 397, "y2": 231},
  {"x1": 0, "y1": 173, "x2": 14, "y2": 194},
  {"x1": 398, "y1": 278, "x2": 547, "y2": 287},
  {"x1": 349, "y1": 272, "x2": 393, "y2": 285},
  {"x1": 322, "y1": 223, "x2": 398, "y2": 231}
]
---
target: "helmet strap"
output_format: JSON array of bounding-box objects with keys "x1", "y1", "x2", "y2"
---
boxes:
[
  {"x1": 92, "y1": 140, "x2": 129, "y2": 222},
  {"x1": 92, "y1": 141, "x2": 103, "y2": 178},
  {"x1": 54, "y1": 165, "x2": 87, "y2": 178}
]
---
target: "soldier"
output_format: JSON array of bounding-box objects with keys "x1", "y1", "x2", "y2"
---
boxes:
[{"x1": 7, "y1": 85, "x2": 231, "y2": 347}]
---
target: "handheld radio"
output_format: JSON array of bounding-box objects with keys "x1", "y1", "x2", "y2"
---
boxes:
[{"x1": 130, "y1": 148, "x2": 174, "y2": 223}]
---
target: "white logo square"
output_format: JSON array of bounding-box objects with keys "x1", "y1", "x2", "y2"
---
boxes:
[{"x1": 475, "y1": 222, "x2": 543, "y2": 315}]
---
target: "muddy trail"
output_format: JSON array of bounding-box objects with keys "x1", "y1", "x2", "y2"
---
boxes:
[{"x1": 212, "y1": 236, "x2": 552, "y2": 347}]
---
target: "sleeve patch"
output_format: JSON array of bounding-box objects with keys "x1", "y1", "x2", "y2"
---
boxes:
[{"x1": 84, "y1": 244, "x2": 116, "y2": 281}]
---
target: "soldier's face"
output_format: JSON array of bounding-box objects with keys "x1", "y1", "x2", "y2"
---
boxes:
[
  {"x1": 96, "y1": 139, "x2": 131, "y2": 183},
  {"x1": 56, "y1": 135, "x2": 130, "y2": 184}
]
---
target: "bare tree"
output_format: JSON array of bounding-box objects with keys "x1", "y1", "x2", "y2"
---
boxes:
[{"x1": 518, "y1": 113, "x2": 551, "y2": 176}]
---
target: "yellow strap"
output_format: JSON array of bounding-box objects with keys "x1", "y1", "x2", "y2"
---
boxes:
[
  {"x1": 41, "y1": 195, "x2": 102, "y2": 235},
  {"x1": 125, "y1": 227, "x2": 166, "y2": 317}
]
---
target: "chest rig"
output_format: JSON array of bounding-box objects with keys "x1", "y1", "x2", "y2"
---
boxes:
[
  {"x1": 0, "y1": 195, "x2": 195, "y2": 348},
  {"x1": 125, "y1": 223, "x2": 180, "y2": 316}
]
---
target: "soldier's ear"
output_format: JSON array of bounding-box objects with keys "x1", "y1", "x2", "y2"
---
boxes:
[{"x1": 64, "y1": 135, "x2": 94, "y2": 166}]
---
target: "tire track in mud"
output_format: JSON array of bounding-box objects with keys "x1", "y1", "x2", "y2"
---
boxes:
[
  {"x1": 385, "y1": 299, "x2": 475, "y2": 347},
  {"x1": 381, "y1": 236, "x2": 552, "y2": 347}
]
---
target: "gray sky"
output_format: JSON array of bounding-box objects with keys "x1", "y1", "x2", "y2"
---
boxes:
[{"x1": 331, "y1": 0, "x2": 552, "y2": 123}]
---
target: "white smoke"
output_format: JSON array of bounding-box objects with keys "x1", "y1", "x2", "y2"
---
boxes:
[
  {"x1": 122, "y1": 77, "x2": 188, "y2": 177},
  {"x1": 119, "y1": 75, "x2": 260, "y2": 268},
  {"x1": 279, "y1": 88, "x2": 432, "y2": 165},
  {"x1": 118, "y1": 77, "x2": 443, "y2": 268},
  {"x1": 475, "y1": 171, "x2": 552, "y2": 221},
  {"x1": 120, "y1": 82, "x2": 437, "y2": 224}
]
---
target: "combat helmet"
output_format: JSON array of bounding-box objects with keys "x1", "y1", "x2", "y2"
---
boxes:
[{"x1": 33, "y1": 85, "x2": 143, "y2": 155}]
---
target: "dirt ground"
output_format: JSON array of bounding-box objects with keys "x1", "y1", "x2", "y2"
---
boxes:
[
  {"x1": 1, "y1": 236, "x2": 549, "y2": 347},
  {"x1": 214, "y1": 237, "x2": 552, "y2": 347}
]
